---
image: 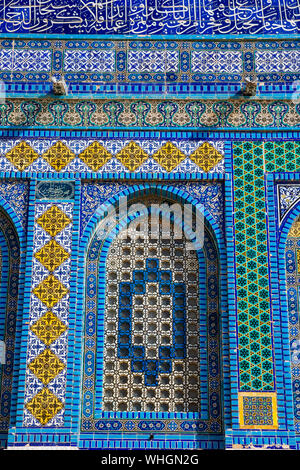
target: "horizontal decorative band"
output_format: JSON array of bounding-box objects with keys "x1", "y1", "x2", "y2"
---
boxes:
[
  {"x1": 0, "y1": 99, "x2": 298, "y2": 130},
  {"x1": 0, "y1": 38, "x2": 298, "y2": 98}
]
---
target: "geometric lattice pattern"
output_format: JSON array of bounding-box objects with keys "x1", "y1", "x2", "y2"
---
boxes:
[
  {"x1": 24, "y1": 203, "x2": 72, "y2": 427},
  {"x1": 102, "y1": 218, "x2": 201, "y2": 413},
  {"x1": 264, "y1": 141, "x2": 300, "y2": 173},
  {"x1": 233, "y1": 142, "x2": 274, "y2": 391}
]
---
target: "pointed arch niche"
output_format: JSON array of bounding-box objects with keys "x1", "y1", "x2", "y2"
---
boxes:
[
  {"x1": 0, "y1": 208, "x2": 21, "y2": 447},
  {"x1": 81, "y1": 189, "x2": 225, "y2": 444}
]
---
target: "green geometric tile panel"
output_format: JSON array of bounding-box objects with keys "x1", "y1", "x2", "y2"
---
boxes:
[
  {"x1": 264, "y1": 141, "x2": 300, "y2": 172},
  {"x1": 233, "y1": 142, "x2": 274, "y2": 391}
]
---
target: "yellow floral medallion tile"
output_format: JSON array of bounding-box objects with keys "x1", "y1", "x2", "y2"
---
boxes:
[
  {"x1": 79, "y1": 141, "x2": 113, "y2": 171},
  {"x1": 189, "y1": 142, "x2": 223, "y2": 172},
  {"x1": 35, "y1": 239, "x2": 70, "y2": 272},
  {"x1": 26, "y1": 388, "x2": 64, "y2": 425},
  {"x1": 31, "y1": 311, "x2": 67, "y2": 346},
  {"x1": 28, "y1": 349, "x2": 65, "y2": 385},
  {"x1": 116, "y1": 141, "x2": 149, "y2": 171},
  {"x1": 36, "y1": 205, "x2": 71, "y2": 237},
  {"x1": 33, "y1": 274, "x2": 68, "y2": 308},
  {"x1": 5, "y1": 141, "x2": 39, "y2": 171},
  {"x1": 42, "y1": 141, "x2": 75, "y2": 171},
  {"x1": 152, "y1": 142, "x2": 186, "y2": 171}
]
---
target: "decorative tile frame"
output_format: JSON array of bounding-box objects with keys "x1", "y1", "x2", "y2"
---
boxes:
[
  {"x1": 82, "y1": 215, "x2": 222, "y2": 434},
  {"x1": 229, "y1": 142, "x2": 300, "y2": 444},
  {"x1": 0, "y1": 180, "x2": 28, "y2": 448},
  {"x1": 0, "y1": 213, "x2": 21, "y2": 432},
  {"x1": 23, "y1": 200, "x2": 73, "y2": 427},
  {"x1": 238, "y1": 392, "x2": 278, "y2": 429}
]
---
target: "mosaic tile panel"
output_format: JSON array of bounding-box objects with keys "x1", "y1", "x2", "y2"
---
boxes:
[
  {"x1": 0, "y1": 49, "x2": 51, "y2": 71},
  {"x1": 0, "y1": 1, "x2": 298, "y2": 35},
  {"x1": 64, "y1": 50, "x2": 115, "y2": 73},
  {"x1": 0, "y1": 180, "x2": 29, "y2": 230},
  {"x1": 82, "y1": 193, "x2": 222, "y2": 434},
  {"x1": 24, "y1": 203, "x2": 73, "y2": 427},
  {"x1": 232, "y1": 141, "x2": 300, "y2": 419},
  {"x1": 191, "y1": 51, "x2": 243, "y2": 74},
  {"x1": 80, "y1": 181, "x2": 224, "y2": 237},
  {"x1": 255, "y1": 51, "x2": 300, "y2": 73},
  {"x1": 0, "y1": 139, "x2": 224, "y2": 175},
  {"x1": 264, "y1": 142, "x2": 300, "y2": 173},
  {"x1": 233, "y1": 142, "x2": 274, "y2": 391},
  {"x1": 278, "y1": 185, "x2": 300, "y2": 222},
  {"x1": 128, "y1": 51, "x2": 179, "y2": 73}
]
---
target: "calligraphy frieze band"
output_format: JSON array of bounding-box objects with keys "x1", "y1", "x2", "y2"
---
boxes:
[{"x1": 0, "y1": 0, "x2": 299, "y2": 35}]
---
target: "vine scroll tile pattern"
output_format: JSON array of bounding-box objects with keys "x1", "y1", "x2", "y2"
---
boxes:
[{"x1": 0, "y1": 99, "x2": 298, "y2": 129}]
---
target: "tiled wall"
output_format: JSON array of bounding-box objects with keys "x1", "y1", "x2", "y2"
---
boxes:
[{"x1": 0, "y1": 38, "x2": 299, "y2": 98}]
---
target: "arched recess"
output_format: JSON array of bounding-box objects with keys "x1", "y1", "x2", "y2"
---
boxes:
[
  {"x1": 79, "y1": 184, "x2": 228, "y2": 446},
  {"x1": 0, "y1": 208, "x2": 21, "y2": 448}
]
